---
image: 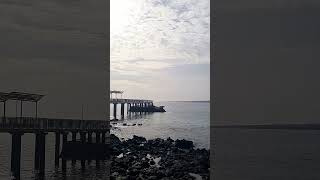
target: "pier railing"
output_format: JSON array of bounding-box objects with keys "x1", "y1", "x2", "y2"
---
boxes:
[{"x1": 0, "y1": 117, "x2": 109, "y2": 132}]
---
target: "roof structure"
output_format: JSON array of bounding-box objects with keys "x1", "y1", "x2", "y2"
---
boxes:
[
  {"x1": 110, "y1": 90, "x2": 123, "y2": 94},
  {"x1": 0, "y1": 92, "x2": 9, "y2": 102},
  {"x1": 0, "y1": 92, "x2": 44, "y2": 102}
]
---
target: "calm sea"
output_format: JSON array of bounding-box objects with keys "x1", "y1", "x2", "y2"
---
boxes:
[
  {"x1": 213, "y1": 128, "x2": 320, "y2": 180},
  {"x1": 110, "y1": 101, "x2": 210, "y2": 149}
]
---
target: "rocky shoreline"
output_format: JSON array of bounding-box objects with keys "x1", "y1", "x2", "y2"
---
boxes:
[{"x1": 110, "y1": 134, "x2": 210, "y2": 180}]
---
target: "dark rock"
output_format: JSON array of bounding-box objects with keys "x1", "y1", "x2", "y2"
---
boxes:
[
  {"x1": 110, "y1": 134, "x2": 209, "y2": 179},
  {"x1": 175, "y1": 139, "x2": 194, "y2": 149}
]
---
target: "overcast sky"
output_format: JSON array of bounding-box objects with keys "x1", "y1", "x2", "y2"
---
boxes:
[
  {"x1": 111, "y1": 0, "x2": 210, "y2": 101},
  {"x1": 0, "y1": 0, "x2": 107, "y2": 119}
]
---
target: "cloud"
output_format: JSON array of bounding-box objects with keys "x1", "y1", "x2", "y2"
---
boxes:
[{"x1": 111, "y1": 0, "x2": 210, "y2": 100}]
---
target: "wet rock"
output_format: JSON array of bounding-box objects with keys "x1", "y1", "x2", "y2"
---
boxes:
[
  {"x1": 110, "y1": 134, "x2": 210, "y2": 180},
  {"x1": 175, "y1": 139, "x2": 194, "y2": 149}
]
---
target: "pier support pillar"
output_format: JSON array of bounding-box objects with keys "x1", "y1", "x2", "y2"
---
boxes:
[
  {"x1": 101, "y1": 132, "x2": 106, "y2": 144},
  {"x1": 71, "y1": 131, "x2": 77, "y2": 165},
  {"x1": 35, "y1": 133, "x2": 40, "y2": 170},
  {"x1": 95, "y1": 131, "x2": 101, "y2": 169},
  {"x1": 127, "y1": 103, "x2": 131, "y2": 114},
  {"x1": 88, "y1": 132, "x2": 93, "y2": 143},
  {"x1": 113, "y1": 103, "x2": 117, "y2": 119},
  {"x1": 54, "y1": 132, "x2": 60, "y2": 167},
  {"x1": 10, "y1": 132, "x2": 23, "y2": 180},
  {"x1": 39, "y1": 133, "x2": 47, "y2": 177},
  {"x1": 80, "y1": 132, "x2": 86, "y2": 170},
  {"x1": 87, "y1": 131, "x2": 93, "y2": 164},
  {"x1": 120, "y1": 103, "x2": 124, "y2": 118},
  {"x1": 96, "y1": 132, "x2": 101, "y2": 143},
  {"x1": 62, "y1": 132, "x2": 68, "y2": 172}
]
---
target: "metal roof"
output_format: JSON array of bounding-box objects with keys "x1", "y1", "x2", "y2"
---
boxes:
[
  {"x1": 0, "y1": 92, "x2": 44, "y2": 102},
  {"x1": 110, "y1": 90, "x2": 123, "y2": 94},
  {"x1": 0, "y1": 92, "x2": 9, "y2": 102}
]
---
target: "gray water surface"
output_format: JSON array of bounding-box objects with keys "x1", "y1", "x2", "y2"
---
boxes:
[{"x1": 111, "y1": 101, "x2": 210, "y2": 149}]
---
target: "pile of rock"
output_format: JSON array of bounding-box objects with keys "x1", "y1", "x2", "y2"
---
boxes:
[{"x1": 110, "y1": 134, "x2": 210, "y2": 180}]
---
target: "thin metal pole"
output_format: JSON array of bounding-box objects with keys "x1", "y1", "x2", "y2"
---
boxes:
[
  {"x1": 81, "y1": 104, "x2": 84, "y2": 120},
  {"x1": 3, "y1": 101, "x2": 6, "y2": 119},
  {"x1": 35, "y1": 102, "x2": 38, "y2": 119},
  {"x1": 16, "y1": 100, "x2": 18, "y2": 119},
  {"x1": 20, "y1": 101, "x2": 23, "y2": 118}
]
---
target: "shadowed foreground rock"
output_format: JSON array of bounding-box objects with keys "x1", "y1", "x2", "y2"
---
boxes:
[{"x1": 110, "y1": 134, "x2": 210, "y2": 180}]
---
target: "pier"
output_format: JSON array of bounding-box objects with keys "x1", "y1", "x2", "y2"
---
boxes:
[
  {"x1": 110, "y1": 91, "x2": 153, "y2": 119},
  {"x1": 0, "y1": 92, "x2": 109, "y2": 179}
]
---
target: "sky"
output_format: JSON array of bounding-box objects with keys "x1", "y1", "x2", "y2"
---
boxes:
[
  {"x1": 110, "y1": 0, "x2": 210, "y2": 101},
  {"x1": 0, "y1": 0, "x2": 107, "y2": 120},
  {"x1": 214, "y1": 0, "x2": 320, "y2": 125}
]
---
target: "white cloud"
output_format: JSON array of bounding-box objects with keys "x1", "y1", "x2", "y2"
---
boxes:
[{"x1": 111, "y1": 0, "x2": 210, "y2": 100}]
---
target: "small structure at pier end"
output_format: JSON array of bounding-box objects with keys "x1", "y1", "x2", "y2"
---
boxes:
[{"x1": 110, "y1": 90, "x2": 165, "y2": 120}]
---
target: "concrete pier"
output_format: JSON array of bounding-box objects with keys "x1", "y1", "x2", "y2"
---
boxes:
[
  {"x1": 10, "y1": 132, "x2": 23, "y2": 180},
  {"x1": 110, "y1": 98, "x2": 153, "y2": 119},
  {"x1": 55, "y1": 132, "x2": 60, "y2": 167},
  {"x1": 39, "y1": 133, "x2": 46, "y2": 177},
  {"x1": 72, "y1": 131, "x2": 77, "y2": 165},
  {"x1": 0, "y1": 91, "x2": 110, "y2": 178},
  {"x1": 80, "y1": 131, "x2": 86, "y2": 170},
  {"x1": 62, "y1": 132, "x2": 68, "y2": 172}
]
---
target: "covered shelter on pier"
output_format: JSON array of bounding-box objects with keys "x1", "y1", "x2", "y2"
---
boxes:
[{"x1": 0, "y1": 91, "x2": 45, "y2": 119}]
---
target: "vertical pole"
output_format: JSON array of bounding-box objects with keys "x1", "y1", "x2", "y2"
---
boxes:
[
  {"x1": 11, "y1": 132, "x2": 23, "y2": 180},
  {"x1": 80, "y1": 132, "x2": 86, "y2": 171},
  {"x1": 39, "y1": 133, "x2": 46, "y2": 177},
  {"x1": 20, "y1": 101, "x2": 23, "y2": 118},
  {"x1": 3, "y1": 101, "x2": 6, "y2": 119},
  {"x1": 101, "y1": 132, "x2": 106, "y2": 144},
  {"x1": 62, "y1": 132, "x2": 68, "y2": 172},
  {"x1": 81, "y1": 104, "x2": 84, "y2": 120},
  {"x1": 35, "y1": 133, "x2": 40, "y2": 169},
  {"x1": 121, "y1": 103, "x2": 124, "y2": 118},
  {"x1": 113, "y1": 103, "x2": 117, "y2": 119},
  {"x1": 72, "y1": 132, "x2": 77, "y2": 165},
  {"x1": 88, "y1": 132, "x2": 92, "y2": 164},
  {"x1": 95, "y1": 131, "x2": 101, "y2": 169},
  {"x1": 55, "y1": 132, "x2": 60, "y2": 167},
  {"x1": 15, "y1": 100, "x2": 18, "y2": 119},
  {"x1": 35, "y1": 102, "x2": 38, "y2": 119}
]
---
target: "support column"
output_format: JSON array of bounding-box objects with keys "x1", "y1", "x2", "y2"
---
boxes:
[
  {"x1": 120, "y1": 103, "x2": 124, "y2": 118},
  {"x1": 80, "y1": 132, "x2": 86, "y2": 170},
  {"x1": 127, "y1": 103, "x2": 130, "y2": 114},
  {"x1": 95, "y1": 131, "x2": 101, "y2": 169},
  {"x1": 3, "y1": 101, "x2": 6, "y2": 119},
  {"x1": 101, "y1": 132, "x2": 106, "y2": 144},
  {"x1": 35, "y1": 133, "x2": 40, "y2": 170},
  {"x1": 87, "y1": 131, "x2": 92, "y2": 164},
  {"x1": 62, "y1": 132, "x2": 68, "y2": 172},
  {"x1": 39, "y1": 133, "x2": 47, "y2": 177},
  {"x1": 113, "y1": 103, "x2": 117, "y2": 119},
  {"x1": 72, "y1": 131, "x2": 77, "y2": 165},
  {"x1": 10, "y1": 132, "x2": 23, "y2": 180},
  {"x1": 54, "y1": 132, "x2": 60, "y2": 167}
]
